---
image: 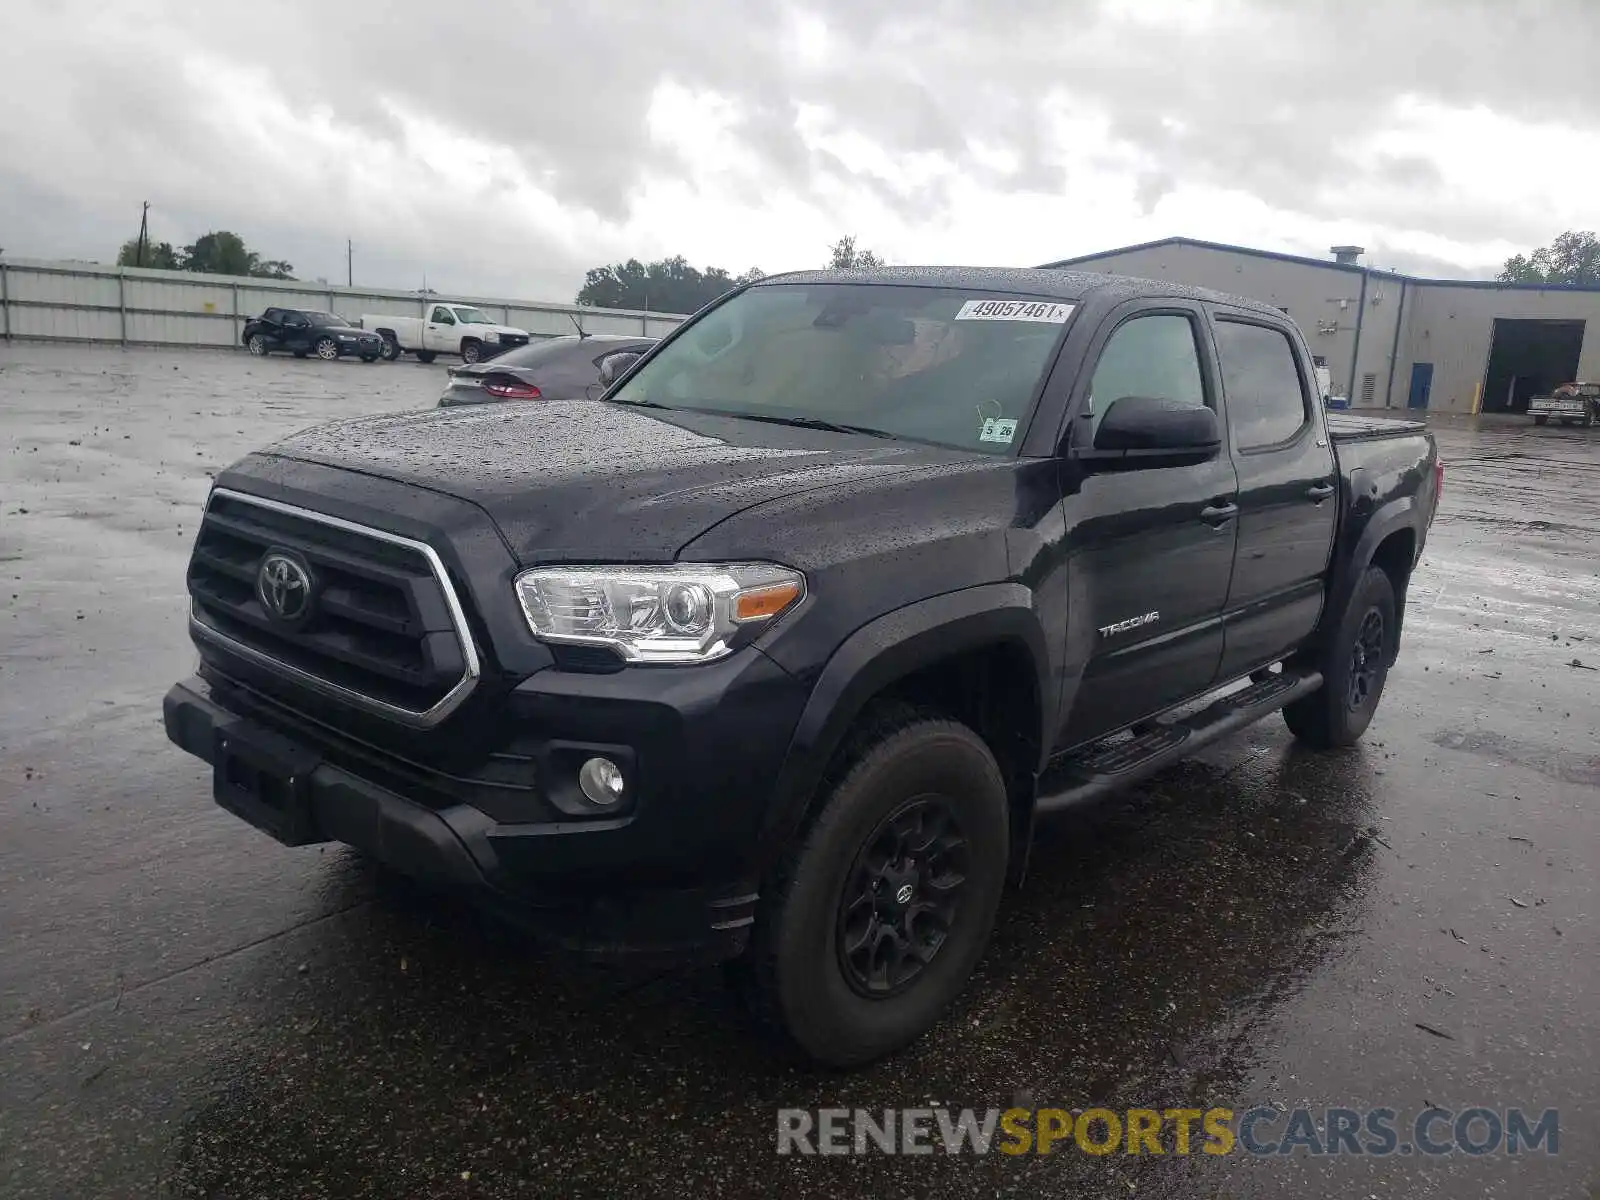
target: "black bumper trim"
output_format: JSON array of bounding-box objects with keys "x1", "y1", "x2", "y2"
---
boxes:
[{"x1": 164, "y1": 678, "x2": 756, "y2": 961}]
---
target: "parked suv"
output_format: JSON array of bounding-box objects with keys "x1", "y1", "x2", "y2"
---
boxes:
[
  {"x1": 166, "y1": 267, "x2": 1441, "y2": 1066},
  {"x1": 242, "y1": 309, "x2": 383, "y2": 362}
]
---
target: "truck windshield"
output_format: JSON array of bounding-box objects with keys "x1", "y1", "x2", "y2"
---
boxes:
[
  {"x1": 608, "y1": 283, "x2": 1072, "y2": 453},
  {"x1": 451, "y1": 307, "x2": 492, "y2": 326}
]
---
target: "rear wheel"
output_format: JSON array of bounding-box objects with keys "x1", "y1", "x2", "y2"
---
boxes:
[
  {"x1": 416, "y1": 351, "x2": 437, "y2": 364},
  {"x1": 733, "y1": 706, "x2": 1009, "y2": 1066},
  {"x1": 246, "y1": 334, "x2": 269, "y2": 356},
  {"x1": 315, "y1": 336, "x2": 339, "y2": 361},
  {"x1": 1284, "y1": 565, "x2": 1396, "y2": 748},
  {"x1": 1533, "y1": 414, "x2": 1549, "y2": 426},
  {"x1": 379, "y1": 333, "x2": 401, "y2": 361}
]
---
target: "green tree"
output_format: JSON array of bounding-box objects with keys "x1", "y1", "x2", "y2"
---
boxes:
[
  {"x1": 116, "y1": 237, "x2": 181, "y2": 269},
  {"x1": 1498, "y1": 230, "x2": 1600, "y2": 286},
  {"x1": 828, "y1": 235, "x2": 883, "y2": 270},
  {"x1": 179, "y1": 230, "x2": 295, "y2": 279},
  {"x1": 575, "y1": 255, "x2": 761, "y2": 312}
]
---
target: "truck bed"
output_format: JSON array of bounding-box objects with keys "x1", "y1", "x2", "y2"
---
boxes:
[{"x1": 1325, "y1": 411, "x2": 1425, "y2": 442}]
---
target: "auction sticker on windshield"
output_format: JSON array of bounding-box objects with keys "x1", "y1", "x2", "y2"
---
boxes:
[{"x1": 955, "y1": 299, "x2": 1074, "y2": 323}]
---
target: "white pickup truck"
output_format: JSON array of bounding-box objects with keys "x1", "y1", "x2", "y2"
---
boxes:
[
  {"x1": 1529, "y1": 381, "x2": 1599, "y2": 428},
  {"x1": 360, "y1": 303, "x2": 532, "y2": 365}
]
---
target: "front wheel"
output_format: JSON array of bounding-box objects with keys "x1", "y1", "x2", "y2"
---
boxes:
[
  {"x1": 415, "y1": 351, "x2": 437, "y2": 364},
  {"x1": 315, "y1": 336, "x2": 339, "y2": 361},
  {"x1": 246, "y1": 334, "x2": 269, "y2": 356},
  {"x1": 734, "y1": 707, "x2": 1009, "y2": 1066},
  {"x1": 1283, "y1": 565, "x2": 1397, "y2": 748},
  {"x1": 461, "y1": 339, "x2": 483, "y2": 364}
]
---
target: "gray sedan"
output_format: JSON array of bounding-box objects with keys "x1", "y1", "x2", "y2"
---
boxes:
[{"x1": 437, "y1": 334, "x2": 655, "y2": 407}]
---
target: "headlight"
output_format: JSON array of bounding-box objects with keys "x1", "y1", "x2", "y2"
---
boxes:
[
  {"x1": 337, "y1": 334, "x2": 356, "y2": 341},
  {"x1": 484, "y1": 331, "x2": 501, "y2": 342},
  {"x1": 515, "y1": 563, "x2": 805, "y2": 664}
]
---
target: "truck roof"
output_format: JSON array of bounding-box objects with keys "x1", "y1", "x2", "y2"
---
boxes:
[{"x1": 752, "y1": 265, "x2": 1288, "y2": 319}]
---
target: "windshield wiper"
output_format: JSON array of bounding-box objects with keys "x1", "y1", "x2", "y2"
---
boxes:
[{"x1": 704, "y1": 411, "x2": 897, "y2": 439}]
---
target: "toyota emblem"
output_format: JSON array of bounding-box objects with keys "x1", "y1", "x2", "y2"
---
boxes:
[{"x1": 257, "y1": 551, "x2": 313, "y2": 623}]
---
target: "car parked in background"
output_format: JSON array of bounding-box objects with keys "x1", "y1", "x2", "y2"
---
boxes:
[
  {"x1": 243, "y1": 309, "x2": 384, "y2": 362},
  {"x1": 361, "y1": 304, "x2": 532, "y2": 365},
  {"x1": 437, "y1": 334, "x2": 657, "y2": 407}
]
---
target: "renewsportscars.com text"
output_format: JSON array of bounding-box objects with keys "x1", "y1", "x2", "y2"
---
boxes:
[{"x1": 776, "y1": 1106, "x2": 1560, "y2": 1157}]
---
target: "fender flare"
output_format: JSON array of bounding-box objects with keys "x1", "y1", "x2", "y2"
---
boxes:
[
  {"x1": 1312, "y1": 495, "x2": 1419, "y2": 657},
  {"x1": 753, "y1": 583, "x2": 1052, "y2": 870}
]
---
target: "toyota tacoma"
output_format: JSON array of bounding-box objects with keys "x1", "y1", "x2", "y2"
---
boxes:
[{"x1": 164, "y1": 267, "x2": 1441, "y2": 1066}]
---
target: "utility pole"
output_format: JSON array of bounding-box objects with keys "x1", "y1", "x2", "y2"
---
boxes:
[
  {"x1": 135, "y1": 201, "x2": 150, "y2": 268},
  {"x1": 346, "y1": 239, "x2": 353, "y2": 287}
]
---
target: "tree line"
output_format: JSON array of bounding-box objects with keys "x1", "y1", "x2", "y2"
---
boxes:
[
  {"x1": 116, "y1": 230, "x2": 294, "y2": 279},
  {"x1": 575, "y1": 235, "x2": 884, "y2": 312},
  {"x1": 1498, "y1": 230, "x2": 1600, "y2": 286}
]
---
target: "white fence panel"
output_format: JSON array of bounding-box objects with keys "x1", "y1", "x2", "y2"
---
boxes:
[
  {"x1": 8, "y1": 304, "x2": 121, "y2": 341},
  {"x1": 0, "y1": 256, "x2": 688, "y2": 351}
]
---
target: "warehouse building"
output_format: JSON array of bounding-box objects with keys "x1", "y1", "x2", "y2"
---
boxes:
[{"x1": 1041, "y1": 237, "x2": 1600, "y2": 413}]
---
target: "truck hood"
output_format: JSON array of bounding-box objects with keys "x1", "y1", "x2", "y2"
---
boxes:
[
  {"x1": 475, "y1": 324, "x2": 529, "y2": 338},
  {"x1": 255, "y1": 401, "x2": 960, "y2": 563}
]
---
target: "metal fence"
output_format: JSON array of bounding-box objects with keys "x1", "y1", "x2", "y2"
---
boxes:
[{"x1": 0, "y1": 257, "x2": 687, "y2": 350}]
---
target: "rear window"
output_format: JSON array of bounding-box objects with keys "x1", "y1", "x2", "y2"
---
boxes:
[{"x1": 491, "y1": 339, "x2": 595, "y2": 369}]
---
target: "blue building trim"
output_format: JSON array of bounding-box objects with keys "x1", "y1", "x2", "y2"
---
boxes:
[{"x1": 1038, "y1": 236, "x2": 1600, "y2": 294}]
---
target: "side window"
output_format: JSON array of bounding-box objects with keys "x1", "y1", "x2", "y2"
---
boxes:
[
  {"x1": 261, "y1": 308, "x2": 280, "y2": 323},
  {"x1": 1214, "y1": 321, "x2": 1309, "y2": 450},
  {"x1": 431, "y1": 306, "x2": 454, "y2": 324},
  {"x1": 1085, "y1": 314, "x2": 1206, "y2": 439}
]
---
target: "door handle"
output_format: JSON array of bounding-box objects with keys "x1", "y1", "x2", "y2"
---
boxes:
[
  {"x1": 1306, "y1": 482, "x2": 1335, "y2": 501},
  {"x1": 1200, "y1": 502, "x2": 1239, "y2": 524}
]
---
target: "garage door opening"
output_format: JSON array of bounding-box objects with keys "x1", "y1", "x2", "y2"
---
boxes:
[{"x1": 1480, "y1": 319, "x2": 1585, "y2": 413}]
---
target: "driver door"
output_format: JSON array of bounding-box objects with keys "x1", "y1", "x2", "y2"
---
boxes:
[
  {"x1": 426, "y1": 306, "x2": 456, "y2": 352},
  {"x1": 280, "y1": 312, "x2": 312, "y2": 354},
  {"x1": 1058, "y1": 303, "x2": 1240, "y2": 747}
]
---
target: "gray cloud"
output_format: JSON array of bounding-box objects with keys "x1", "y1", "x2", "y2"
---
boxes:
[{"x1": 3, "y1": 0, "x2": 1596, "y2": 292}]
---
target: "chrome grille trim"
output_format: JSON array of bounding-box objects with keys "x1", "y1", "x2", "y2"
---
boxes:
[{"x1": 187, "y1": 488, "x2": 481, "y2": 727}]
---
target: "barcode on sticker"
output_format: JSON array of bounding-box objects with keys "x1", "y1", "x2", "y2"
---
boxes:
[{"x1": 955, "y1": 299, "x2": 1074, "y2": 323}]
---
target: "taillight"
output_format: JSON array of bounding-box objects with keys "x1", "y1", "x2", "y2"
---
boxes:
[
  {"x1": 1431, "y1": 457, "x2": 1444, "y2": 522},
  {"x1": 482, "y1": 377, "x2": 542, "y2": 400}
]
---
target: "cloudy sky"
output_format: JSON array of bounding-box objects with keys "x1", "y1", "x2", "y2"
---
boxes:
[{"x1": 3, "y1": 0, "x2": 1597, "y2": 303}]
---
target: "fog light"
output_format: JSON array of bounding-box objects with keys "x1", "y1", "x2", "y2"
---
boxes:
[{"x1": 577, "y1": 756, "x2": 625, "y2": 807}]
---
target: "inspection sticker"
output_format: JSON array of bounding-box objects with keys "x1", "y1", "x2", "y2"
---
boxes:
[
  {"x1": 955, "y1": 299, "x2": 1074, "y2": 323},
  {"x1": 979, "y1": 417, "x2": 1019, "y2": 444}
]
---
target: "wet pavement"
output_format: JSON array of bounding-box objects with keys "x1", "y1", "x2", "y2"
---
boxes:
[{"x1": 2, "y1": 343, "x2": 1596, "y2": 1199}]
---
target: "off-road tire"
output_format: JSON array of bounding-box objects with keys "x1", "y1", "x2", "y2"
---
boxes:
[
  {"x1": 379, "y1": 333, "x2": 402, "y2": 361},
  {"x1": 1284, "y1": 565, "x2": 1397, "y2": 748},
  {"x1": 461, "y1": 339, "x2": 483, "y2": 364},
  {"x1": 733, "y1": 704, "x2": 1009, "y2": 1067}
]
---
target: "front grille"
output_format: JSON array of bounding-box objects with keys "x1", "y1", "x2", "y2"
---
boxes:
[
  {"x1": 496, "y1": 334, "x2": 529, "y2": 351},
  {"x1": 187, "y1": 490, "x2": 479, "y2": 725}
]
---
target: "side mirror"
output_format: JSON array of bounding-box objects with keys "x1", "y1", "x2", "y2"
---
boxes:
[
  {"x1": 1084, "y1": 396, "x2": 1219, "y2": 464},
  {"x1": 598, "y1": 351, "x2": 642, "y2": 387}
]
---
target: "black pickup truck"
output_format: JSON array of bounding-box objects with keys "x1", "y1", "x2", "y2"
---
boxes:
[{"x1": 164, "y1": 267, "x2": 1441, "y2": 1066}]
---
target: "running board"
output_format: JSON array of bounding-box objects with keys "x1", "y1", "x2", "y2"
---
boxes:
[{"x1": 1034, "y1": 668, "x2": 1324, "y2": 814}]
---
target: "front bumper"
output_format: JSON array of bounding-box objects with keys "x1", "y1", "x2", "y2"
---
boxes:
[
  {"x1": 164, "y1": 646, "x2": 807, "y2": 960},
  {"x1": 335, "y1": 338, "x2": 383, "y2": 357}
]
